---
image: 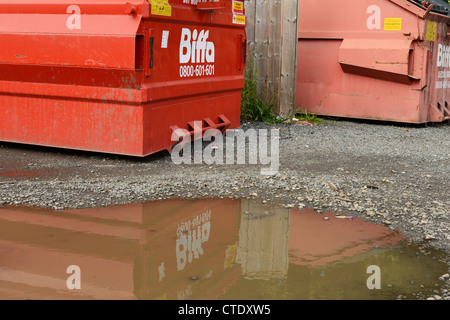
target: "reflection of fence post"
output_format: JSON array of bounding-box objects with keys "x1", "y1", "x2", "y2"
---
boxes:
[
  {"x1": 245, "y1": 0, "x2": 299, "y2": 117},
  {"x1": 236, "y1": 199, "x2": 290, "y2": 280}
]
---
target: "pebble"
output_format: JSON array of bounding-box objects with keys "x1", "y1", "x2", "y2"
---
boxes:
[
  {"x1": 439, "y1": 274, "x2": 450, "y2": 281},
  {"x1": 367, "y1": 210, "x2": 376, "y2": 217}
]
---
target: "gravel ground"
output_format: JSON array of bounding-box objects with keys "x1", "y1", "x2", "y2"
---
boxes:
[{"x1": 0, "y1": 118, "x2": 449, "y2": 298}]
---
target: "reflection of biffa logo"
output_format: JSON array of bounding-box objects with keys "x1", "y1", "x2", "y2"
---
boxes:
[
  {"x1": 179, "y1": 28, "x2": 215, "y2": 64},
  {"x1": 437, "y1": 44, "x2": 450, "y2": 68},
  {"x1": 176, "y1": 211, "x2": 212, "y2": 271}
]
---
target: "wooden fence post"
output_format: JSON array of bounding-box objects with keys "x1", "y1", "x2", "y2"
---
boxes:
[{"x1": 244, "y1": 0, "x2": 299, "y2": 117}]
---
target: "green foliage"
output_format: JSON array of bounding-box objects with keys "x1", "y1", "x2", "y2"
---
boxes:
[
  {"x1": 240, "y1": 66, "x2": 280, "y2": 124},
  {"x1": 241, "y1": 57, "x2": 323, "y2": 125},
  {"x1": 294, "y1": 109, "x2": 324, "y2": 124}
]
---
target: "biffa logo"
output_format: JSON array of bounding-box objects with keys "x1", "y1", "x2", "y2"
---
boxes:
[
  {"x1": 179, "y1": 28, "x2": 215, "y2": 64},
  {"x1": 437, "y1": 44, "x2": 450, "y2": 68},
  {"x1": 179, "y1": 28, "x2": 216, "y2": 78}
]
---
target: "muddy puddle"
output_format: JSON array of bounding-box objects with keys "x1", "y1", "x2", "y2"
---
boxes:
[{"x1": 0, "y1": 199, "x2": 447, "y2": 300}]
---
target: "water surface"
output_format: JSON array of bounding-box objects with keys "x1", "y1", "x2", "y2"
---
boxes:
[{"x1": 0, "y1": 199, "x2": 447, "y2": 300}]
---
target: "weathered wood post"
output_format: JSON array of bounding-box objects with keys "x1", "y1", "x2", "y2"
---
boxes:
[{"x1": 245, "y1": 0, "x2": 299, "y2": 117}]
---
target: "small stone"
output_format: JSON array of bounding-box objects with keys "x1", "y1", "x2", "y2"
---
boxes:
[
  {"x1": 367, "y1": 210, "x2": 376, "y2": 217},
  {"x1": 439, "y1": 274, "x2": 449, "y2": 281},
  {"x1": 328, "y1": 181, "x2": 339, "y2": 191},
  {"x1": 324, "y1": 217, "x2": 329, "y2": 221},
  {"x1": 424, "y1": 235, "x2": 436, "y2": 241}
]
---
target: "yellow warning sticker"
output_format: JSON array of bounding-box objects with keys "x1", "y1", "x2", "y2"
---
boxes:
[
  {"x1": 149, "y1": 0, "x2": 172, "y2": 17},
  {"x1": 384, "y1": 18, "x2": 402, "y2": 31},
  {"x1": 232, "y1": 1, "x2": 244, "y2": 13},
  {"x1": 426, "y1": 21, "x2": 437, "y2": 42},
  {"x1": 233, "y1": 14, "x2": 246, "y2": 25},
  {"x1": 224, "y1": 245, "x2": 237, "y2": 270}
]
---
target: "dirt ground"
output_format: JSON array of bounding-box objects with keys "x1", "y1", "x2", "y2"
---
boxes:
[{"x1": 0, "y1": 118, "x2": 449, "y2": 257}]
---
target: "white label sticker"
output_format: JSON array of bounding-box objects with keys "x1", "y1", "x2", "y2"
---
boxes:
[{"x1": 162, "y1": 30, "x2": 169, "y2": 49}]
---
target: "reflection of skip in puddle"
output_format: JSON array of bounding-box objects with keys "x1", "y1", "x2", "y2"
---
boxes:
[
  {"x1": 0, "y1": 198, "x2": 447, "y2": 300},
  {"x1": 176, "y1": 209, "x2": 212, "y2": 272}
]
